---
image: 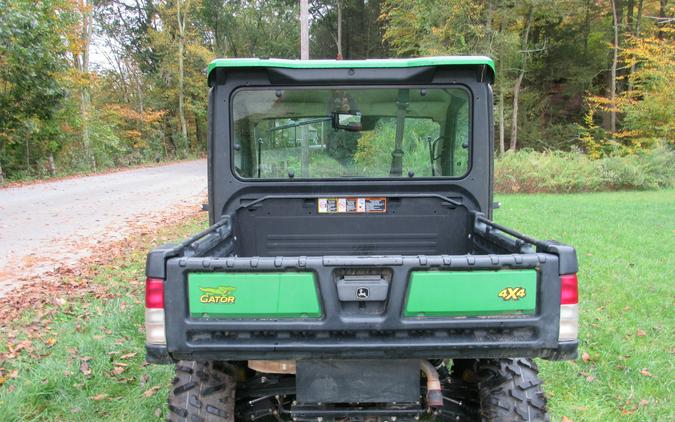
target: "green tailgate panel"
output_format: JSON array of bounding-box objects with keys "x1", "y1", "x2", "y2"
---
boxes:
[
  {"x1": 405, "y1": 270, "x2": 537, "y2": 317},
  {"x1": 188, "y1": 272, "x2": 321, "y2": 318}
]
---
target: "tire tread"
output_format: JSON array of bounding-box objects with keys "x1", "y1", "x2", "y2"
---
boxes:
[
  {"x1": 167, "y1": 361, "x2": 235, "y2": 422},
  {"x1": 478, "y1": 358, "x2": 549, "y2": 422}
]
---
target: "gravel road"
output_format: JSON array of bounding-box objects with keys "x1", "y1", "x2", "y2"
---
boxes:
[{"x1": 0, "y1": 160, "x2": 207, "y2": 298}]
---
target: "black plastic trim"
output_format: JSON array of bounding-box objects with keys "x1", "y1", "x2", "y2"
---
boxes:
[
  {"x1": 161, "y1": 252, "x2": 571, "y2": 361},
  {"x1": 145, "y1": 345, "x2": 172, "y2": 364}
]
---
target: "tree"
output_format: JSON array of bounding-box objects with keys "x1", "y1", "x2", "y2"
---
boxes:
[
  {"x1": 176, "y1": 0, "x2": 190, "y2": 157},
  {"x1": 72, "y1": 0, "x2": 97, "y2": 170},
  {"x1": 0, "y1": 0, "x2": 69, "y2": 177},
  {"x1": 510, "y1": 6, "x2": 533, "y2": 151},
  {"x1": 311, "y1": 0, "x2": 389, "y2": 59},
  {"x1": 609, "y1": 0, "x2": 619, "y2": 133}
]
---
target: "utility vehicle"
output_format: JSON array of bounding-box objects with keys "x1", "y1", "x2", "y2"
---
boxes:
[{"x1": 144, "y1": 57, "x2": 579, "y2": 422}]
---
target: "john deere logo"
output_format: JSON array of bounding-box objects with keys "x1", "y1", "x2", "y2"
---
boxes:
[
  {"x1": 199, "y1": 286, "x2": 236, "y2": 304},
  {"x1": 498, "y1": 287, "x2": 527, "y2": 301},
  {"x1": 356, "y1": 287, "x2": 369, "y2": 299}
]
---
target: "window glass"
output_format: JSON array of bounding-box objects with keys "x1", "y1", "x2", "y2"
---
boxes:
[{"x1": 232, "y1": 87, "x2": 470, "y2": 179}]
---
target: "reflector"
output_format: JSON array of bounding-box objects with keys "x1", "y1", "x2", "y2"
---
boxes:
[
  {"x1": 145, "y1": 308, "x2": 166, "y2": 345},
  {"x1": 559, "y1": 304, "x2": 579, "y2": 341}
]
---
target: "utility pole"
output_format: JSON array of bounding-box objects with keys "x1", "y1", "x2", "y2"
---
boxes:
[
  {"x1": 336, "y1": 0, "x2": 343, "y2": 59},
  {"x1": 299, "y1": 0, "x2": 310, "y2": 175},
  {"x1": 300, "y1": 0, "x2": 309, "y2": 60}
]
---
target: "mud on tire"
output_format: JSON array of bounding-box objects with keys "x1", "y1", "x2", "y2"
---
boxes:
[
  {"x1": 168, "y1": 361, "x2": 236, "y2": 422},
  {"x1": 477, "y1": 358, "x2": 549, "y2": 422}
]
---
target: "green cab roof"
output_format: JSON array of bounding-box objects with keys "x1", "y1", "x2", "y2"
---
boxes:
[{"x1": 207, "y1": 56, "x2": 495, "y2": 79}]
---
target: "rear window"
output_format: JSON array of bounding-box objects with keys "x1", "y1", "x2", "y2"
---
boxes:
[{"x1": 232, "y1": 87, "x2": 470, "y2": 179}]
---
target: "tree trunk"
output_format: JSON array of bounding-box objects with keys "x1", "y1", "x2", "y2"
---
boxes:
[
  {"x1": 499, "y1": 89, "x2": 505, "y2": 155},
  {"x1": 80, "y1": 88, "x2": 95, "y2": 170},
  {"x1": 610, "y1": 0, "x2": 619, "y2": 133},
  {"x1": 629, "y1": 0, "x2": 644, "y2": 89},
  {"x1": 136, "y1": 71, "x2": 144, "y2": 114},
  {"x1": 486, "y1": 0, "x2": 493, "y2": 33},
  {"x1": 509, "y1": 9, "x2": 532, "y2": 151},
  {"x1": 336, "y1": 0, "x2": 343, "y2": 59},
  {"x1": 0, "y1": 161, "x2": 4, "y2": 184},
  {"x1": 79, "y1": 0, "x2": 96, "y2": 171},
  {"x1": 634, "y1": 0, "x2": 644, "y2": 37},
  {"x1": 177, "y1": 0, "x2": 190, "y2": 158},
  {"x1": 48, "y1": 153, "x2": 57, "y2": 176},
  {"x1": 24, "y1": 137, "x2": 30, "y2": 169},
  {"x1": 510, "y1": 72, "x2": 524, "y2": 151},
  {"x1": 582, "y1": 0, "x2": 592, "y2": 53},
  {"x1": 194, "y1": 115, "x2": 203, "y2": 150},
  {"x1": 658, "y1": 0, "x2": 667, "y2": 39}
]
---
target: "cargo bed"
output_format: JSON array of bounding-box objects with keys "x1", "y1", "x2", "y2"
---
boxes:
[{"x1": 146, "y1": 206, "x2": 578, "y2": 363}]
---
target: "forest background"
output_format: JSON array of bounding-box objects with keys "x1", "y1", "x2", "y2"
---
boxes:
[{"x1": 1, "y1": 0, "x2": 673, "y2": 191}]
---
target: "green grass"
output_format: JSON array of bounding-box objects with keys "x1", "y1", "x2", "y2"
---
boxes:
[
  {"x1": 0, "y1": 215, "x2": 208, "y2": 421},
  {"x1": 1, "y1": 190, "x2": 673, "y2": 421},
  {"x1": 495, "y1": 190, "x2": 674, "y2": 421}
]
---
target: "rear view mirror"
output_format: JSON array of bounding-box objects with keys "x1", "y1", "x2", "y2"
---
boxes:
[{"x1": 332, "y1": 112, "x2": 362, "y2": 131}]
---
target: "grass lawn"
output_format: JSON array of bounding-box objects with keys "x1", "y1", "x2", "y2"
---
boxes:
[{"x1": 1, "y1": 190, "x2": 673, "y2": 421}]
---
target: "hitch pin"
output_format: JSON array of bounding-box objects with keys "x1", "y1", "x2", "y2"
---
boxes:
[
  {"x1": 248, "y1": 394, "x2": 274, "y2": 405},
  {"x1": 442, "y1": 396, "x2": 463, "y2": 407}
]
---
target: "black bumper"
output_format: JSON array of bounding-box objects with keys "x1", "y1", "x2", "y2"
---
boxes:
[{"x1": 149, "y1": 253, "x2": 578, "y2": 363}]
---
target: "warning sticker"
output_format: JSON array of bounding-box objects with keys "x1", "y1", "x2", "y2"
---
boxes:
[
  {"x1": 365, "y1": 198, "x2": 386, "y2": 212},
  {"x1": 317, "y1": 197, "x2": 387, "y2": 214}
]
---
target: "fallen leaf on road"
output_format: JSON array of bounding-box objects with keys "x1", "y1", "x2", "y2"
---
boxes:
[
  {"x1": 562, "y1": 417, "x2": 573, "y2": 422},
  {"x1": 120, "y1": 352, "x2": 137, "y2": 359},
  {"x1": 91, "y1": 393, "x2": 108, "y2": 401},
  {"x1": 46, "y1": 337, "x2": 57, "y2": 347},
  {"x1": 0, "y1": 376, "x2": 6, "y2": 386},
  {"x1": 143, "y1": 385, "x2": 161, "y2": 397},
  {"x1": 581, "y1": 351, "x2": 591, "y2": 362},
  {"x1": 636, "y1": 329, "x2": 646, "y2": 337}
]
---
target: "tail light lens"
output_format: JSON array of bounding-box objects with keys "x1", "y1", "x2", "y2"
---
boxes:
[
  {"x1": 560, "y1": 274, "x2": 579, "y2": 305},
  {"x1": 145, "y1": 277, "x2": 165, "y2": 308},
  {"x1": 558, "y1": 273, "x2": 579, "y2": 341},
  {"x1": 145, "y1": 277, "x2": 166, "y2": 345}
]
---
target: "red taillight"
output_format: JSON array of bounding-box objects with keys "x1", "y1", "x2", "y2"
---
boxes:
[
  {"x1": 560, "y1": 274, "x2": 578, "y2": 305},
  {"x1": 145, "y1": 277, "x2": 165, "y2": 308}
]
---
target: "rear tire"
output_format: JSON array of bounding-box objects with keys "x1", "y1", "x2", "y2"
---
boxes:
[
  {"x1": 477, "y1": 358, "x2": 549, "y2": 422},
  {"x1": 168, "y1": 361, "x2": 236, "y2": 422}
]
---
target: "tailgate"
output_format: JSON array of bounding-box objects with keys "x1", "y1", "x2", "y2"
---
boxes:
[{"x1": 160, "y1": 253, "x2": 575, "y2": 361}]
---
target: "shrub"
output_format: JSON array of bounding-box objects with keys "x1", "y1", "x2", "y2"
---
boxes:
[{"x1": 495, "y1": 145, "x2": 674, "y2": 193}]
